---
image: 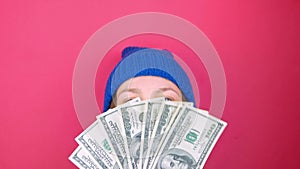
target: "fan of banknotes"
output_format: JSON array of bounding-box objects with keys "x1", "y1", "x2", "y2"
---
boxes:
[{"x1": 69, "y1": 97, "x2": 227, "y2": 169}]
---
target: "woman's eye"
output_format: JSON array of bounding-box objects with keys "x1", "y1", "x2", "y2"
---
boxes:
[
  {"x1": 123, "y1": 96, "x2": 141, "y2": 103},
  {"x1": 164, "y1": 97, "x2": 172, "y2": 101},
  {"x1": 124, "y1": 98, "x2": 135, "y2": 103},
  {"x1": 125, "y1": 99, "x2": 132, "y2": 103}
]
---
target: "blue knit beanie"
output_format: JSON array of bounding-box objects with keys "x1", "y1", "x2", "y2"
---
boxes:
[{"x1": 103, "y1": 47, "x2": 195, "y2": 111}]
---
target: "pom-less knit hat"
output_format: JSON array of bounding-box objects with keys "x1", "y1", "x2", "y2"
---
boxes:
[{"x1": 103, "y1": 46, "x2": 195, "y2": 111}]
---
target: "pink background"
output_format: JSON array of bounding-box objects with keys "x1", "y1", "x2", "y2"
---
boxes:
[{"x1": 1, "y1": 0, "x2": 299, "y2": 169}]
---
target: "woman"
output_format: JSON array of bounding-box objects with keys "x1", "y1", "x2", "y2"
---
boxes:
[{"x1": 103, "y1": 46, "x2": 196, "y2": 111}]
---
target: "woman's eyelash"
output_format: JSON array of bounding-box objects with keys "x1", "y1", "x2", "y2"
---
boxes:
[
  {"x1": 125, "y1": 98, "x2": 133, "y2": 102},
  {"x1": 164, "y1": 97, "x2": 172, "y2": 101},
  {"x1": 124, "y1": 96, "x2": 138, "y2": 103}
]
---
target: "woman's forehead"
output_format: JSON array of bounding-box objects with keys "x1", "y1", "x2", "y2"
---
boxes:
[{"x1": 117, "y1": 76, "x2": 181, "y2": 92}]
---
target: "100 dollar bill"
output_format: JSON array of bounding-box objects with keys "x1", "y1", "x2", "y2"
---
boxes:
[
  {"x1": 75, "y1": 120, "x2": 122, "y2": 169},
  {"x1": 144, "y1": 101, "x2": 194, "y2": 169},
  {"x1": 97, "y1": 108, "x2": 132, "y2": 169},
  {"x1": 151, "y1": 105, "x2": 227, "y2": 169},
  {"x1": 140, "y1": 98, "x2": 167, "y2": 169},
  {"x1": 69, "y1": 146, "x2": 102, "y2": 169},
  {"x1": 120, "y1": 101, "x2": 148, "y2": 169}
]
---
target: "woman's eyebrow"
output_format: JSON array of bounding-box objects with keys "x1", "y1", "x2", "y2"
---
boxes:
[
  {"x1": 118, "y1": 88, "x2": 140, "y2": 95},
  {"x1": 158, "y1": 87, "x2": 181, "y2": 96}
]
